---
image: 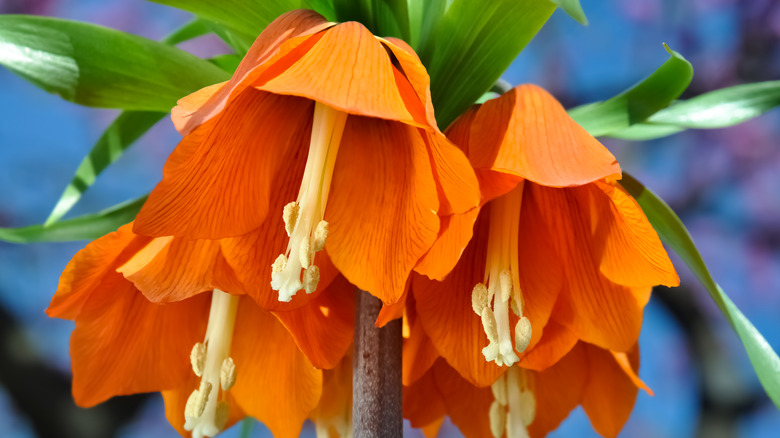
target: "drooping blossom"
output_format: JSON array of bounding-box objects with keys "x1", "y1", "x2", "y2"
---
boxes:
[
  {"x1": 132, "y1": 9, "x2": 480, "y2": 306},
  {"x1": 409, "y1": 84, "x2": 678, "y2": 386},
  {"x1": 48, "y1": 223, "x2": 353, "y2": 438}
]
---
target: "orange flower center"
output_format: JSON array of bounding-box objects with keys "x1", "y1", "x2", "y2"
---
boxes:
[
  {"x1": 489, "y1": 366, "x2": 536, "y2": 438},
  {"x1": 471, "y1": 181, "x2": 532, "y2": 367},
  {"x1": 184, "y1": 289, "x2": 239, "y2": 438},
  {"x1": 271, "y1": 102, "x2": 348, "y2": 302}
]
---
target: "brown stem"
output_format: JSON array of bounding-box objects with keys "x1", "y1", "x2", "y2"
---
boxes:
[{"x1": 352, "y1": 288, "x2": 402, "y2": 438}]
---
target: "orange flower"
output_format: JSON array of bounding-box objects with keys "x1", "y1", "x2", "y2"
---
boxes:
[
  {"x1": 410, "y1": 85, "x2": 679, "y2": 386},
  {"x1": 132, "y1": 9, "x2": 479, "y2": 305},
  {"x1": 47, "y1": 223, "x2": 353, "y2": 438},
  {"x1": 404, "y1": 341, "x2": 650, "y2": 438}
]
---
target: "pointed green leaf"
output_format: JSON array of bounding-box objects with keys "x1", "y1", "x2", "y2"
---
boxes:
[
  {"x1": 607, "y1": 80, "x2": 780, "y2": 140},
  {"x1": 422, "y1": 0, "x2": 557, "y2": 128},
  {"x1": 0, "y1": 15, "x2": 229, "y2": 111},
  {"x1": 162, "y1": 18, "x2": 212, "y2": 45},
  {"x1": 43, "y1": 112, "x2": 165, "y2": 225},
  {"x1": 620, "y1": 174, "x2": 780, "y2": 409},
  {"x1": 552, "y1": 0, "x2": 588, "y2": 25},
  {"x1": 569, "y1": 44, "x2": 693, "y2": 137},
  {"x1": 0, "y1": 197, "x2": 146, "y2": 244}
]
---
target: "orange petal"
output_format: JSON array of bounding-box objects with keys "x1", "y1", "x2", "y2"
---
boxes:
[
  {"x1": 467, "y1": 85, "x2": 621, "y2": 187},
  {"x1": 414, "y1": 207, "x2": 480, "y2": 281},
  {"x1": 134, "y1": 90, "x2": 314, "y2": 239},
  {"x1": 118, "y1": 236, "x2": 246, "y2": 303},
  {"x1": 47, "y1": 223, "x2": 151, "y2": 320},
  {"x1": 230, "y1": 297, "x2": 322, "y2": 438},
  {"x1": 421, "y1": 418, "x2": 445, "y2": 438},
  {"x1": 404, "y1": 366, "x2": 447, "y2": 429},
  {"x1": 431, "y1": 359, "x2": 494, "y2": 438},
  {"x1": 256, "y1": 22, "x2": 427, "y2": 128},
  {"x1": 70, "y1": 274, "x2": 210, "y2": 407},
  {"x1": 529, "y1": 184, "x2": 645, "y2": 352},
  {"x1": 518, "y1": 320, "x2": 579, "y2": 372},
  {"x1": 514, "y1": 188, "x2": 566, "y2": 354},
  {"x1": 612, "y1": 345, "x2": 653, "y2": 395},
  {"x1": 412, "y1": 215, "x2": 503, "y2": 387},
  {"x1": 273, "y1": 275, "x2": 355, "y2": 369},
  {"x1": 581, "y1": 344, "x2": 640, "y2": 438},
  {"x1": 445, "y1": 105, "x2": 523, "y2": 203},
  {"x1": 171, "y1": 81, "x2": 226, "y2": 133},
  {"x1": 175, "y1": 9, "x2": 332, "y2": 135},
  {"x1": 162, "y1": 377, "x2": 245, "y2": 436},
  {"x1": 594, "y1": 180, "x2": 679, "y2": 287},
  {"x1": 527, "y1": 343, "x2": 588, "y2": 438},
  {"x1": 382, "y1": 37, "x2": 438, "y2": 129},
  {"x1": 326, "y1": 118, "x2": 440, "y2": 304},
  {"x1": 424, "y1": 129, "x2": 481, "y2": 216},
  {"x1": 403, "y1": 297, "x2": 441, "y2": 386},
  {"x1": 376, "y1": 280, "x2": 408, "y2": 328},
  {"x1": 310, "y1": 351, "x2": 353, "y2": 438}
]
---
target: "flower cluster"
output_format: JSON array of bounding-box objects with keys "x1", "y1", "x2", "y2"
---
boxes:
[{"x1": 49, "y1": 9, "x2": 677, "y2": 438}]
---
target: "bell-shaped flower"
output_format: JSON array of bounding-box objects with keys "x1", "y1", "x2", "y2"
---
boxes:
[
  {"x1": 132, "y1": 9, "x2": 480, "y2": 305},
  {"x1": 410, "y1": 84, "x2": 678, "y2": 386}
]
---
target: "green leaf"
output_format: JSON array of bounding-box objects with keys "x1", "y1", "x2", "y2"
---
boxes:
[
  {"x1": 569, "y1": 44, "x2": 693, "y2": 137},
  {"x1": 162, "y1": 18, "x2": 212, "y2": 45},
  {"x1": 0, "y1": 15, "x2": 229, "y2": 111},
  {"x1": 607, "y1": 80, "x2": 780, "y2": 140},
  {"x1": 150, "y1": 0, "x2": 336, "y2": 52},
  {"x1": 552, "y1": 0, "x2": 588, "y2": 25},
  {"x1": 421, "y1": 0, "x2": 557, "y2": 128},
  {"x1": 620, "y1": 174, "x2": 780, "y2": 409},
  {"x1": 43, "y1": 111, "x2": 166, "y2": 225},
  {"x1": 0, "y1": 197, "x2": 146, "y2": 244}
]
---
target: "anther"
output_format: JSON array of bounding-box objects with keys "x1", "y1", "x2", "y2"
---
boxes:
[
  {"x1": 514, "y1": 317, "x2": 532, "y2": 353},
  {"x1": 187, "y1": 381, "x2": 212, "y2": 419},
  {"x1": 472, "y1": 283, "x2": 489, "y2": 316},
  {"x1": 518, "y1": 390, "x2": 536, "y2": 426},
  {"x1": 299, "y1": 237, "x2": 312, "y2": 268},
  {"x1": 491, "y1": 376, "x2": 508, "y2": 406},
  {"x1": 303, "y1": 265, "x2": 320, "y2": 294},
  {"x1": 283, "y1": 202, "x2": 299, "y2": 237},
  {"x1": 510, "y1": 296, "x2": 521, "y2": 317},
  {"x1": 499, "y1": 270, "x2": 512, "y2": 303},
  {"x1": 215, "y1": 401, "x2": 230, "y2": 430},
  {"x1": 272, "y1": 254, "x2": 287, "y2": 274},
  {"x1": 481, "y1": 308, "x2": 498, "y2": 342},
  {"x1": 184, "y1": 389, "x2": 200, "y2": 418},
  {"x1": 190, "y1": 342, "x2": 206, "y2": 377},
  {"x1": 313, "y1": 221, "x2": 328, "y2": 252},
  {"x1": 489, "y1": 400, "x2": 506, "y2": 438},
  {"x1": 220, "y1": 357, "x2": 237, "y2": 391}
]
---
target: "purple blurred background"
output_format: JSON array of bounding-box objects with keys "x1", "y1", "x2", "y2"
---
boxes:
[{"x1": 0, "y1": 0, "x2": 779, "y2": 437}]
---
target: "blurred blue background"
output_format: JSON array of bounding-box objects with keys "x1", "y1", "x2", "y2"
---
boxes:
[{"x1": 1, "y1": 0, "x2": 779, "y2": 437}]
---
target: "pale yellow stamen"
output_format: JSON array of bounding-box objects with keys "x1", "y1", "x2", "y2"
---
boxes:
[
  {"x1": 474, "y1": 181, "x2": 531, "y2": 368},
  {"x1": 489, "y1": 400, "x2": 506, "y2": 438},
  {"x1": 191, "y1": 342, "x2": 206, "y2": 377},
  {"x1": 272, "y1": 102, "x2": 348, "y2": 302},
  {"x1": 303, "y1": 265, "x2": 320, "y2": 294},
  {"x1": 313, "y1": 220, "x2": 328, "y2": 252},
  {"x1": 492, "y1": 368, "x2": 536, "y2": 438},
  {"x1": 220, "y1": 358, "x2": 236, "y2": 391},
  {"x1": 472, "y1": 283, "x2": 489, "y2": 316},
  {"x1": 184, "y1": 290, "x2": 239, "y2": 438},
  {"x1": 514, "y1": 316, "x2": 532, "y2": 353},
  {"x1": 283, "y1": 202, "x2": 299, "y2": 237}
]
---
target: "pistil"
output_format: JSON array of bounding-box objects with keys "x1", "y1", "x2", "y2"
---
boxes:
[
  {"x1": 272, "y1": 102, "x2": 348, "y2": 302},
  {"x1": 184, "y1": 289, "x2": 239, "y2": 438},
  {"x1": 471, "y1": 181, "x2": 532, "y2": 367}
]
